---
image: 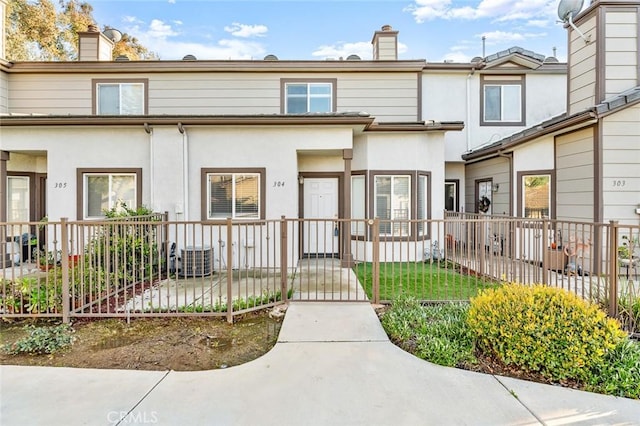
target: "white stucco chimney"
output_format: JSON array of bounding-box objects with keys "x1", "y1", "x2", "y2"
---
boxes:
[
  {"x1": 371, "y1": 24, "x2": 398, "y2": 60},
  {"x1": 77, "y1": 24, "x2": 115, "y2": 61}
]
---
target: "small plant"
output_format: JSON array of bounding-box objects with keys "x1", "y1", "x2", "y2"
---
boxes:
[
  {"x1": 38, "y1": 250, "x2": 59, "y2": 266},
  {"x1": 381, "y1": 295, "x2": 476, "y2": 367},
  {"x1": 2, "y1": 323, "x2": 75, "y2": 355},
  {"x1": 467, "y1": 283, "x2": 626, "y2": 382},
  {"x1": 586, "y1": 339, "x2": 640, "y2": 399}
]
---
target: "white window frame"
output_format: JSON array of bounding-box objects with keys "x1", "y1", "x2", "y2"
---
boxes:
[
  {"x1": 521, "y1": 174, "x2": 551, "y2": 219},
  {"x1": 96, "y1": 82, "x2": 145, "y2": 115},
  {"x1": 445, "y1": 181, "x2": 458, "y2": 212},
  {"x1": 483, "y1": 84, "x2": 521, "y2": 123},
  {"x1": 206, "y1": 172, "x2": 261, "y2": 220},
  {"x1": 351, "y1": 175, "x2": 366, "y2": 237},
  {"x1": 83, "y1": 173, "x2": 137, "y2": 219},
  {"x1": 374, "y1": 174, "x2": 411, "y2": 236},
  {"x1": 417, "y1": 174, "x2": 429, "y2": 236},
  {"x1": 284, "y1": 82, "x2": 333, "y2": 114}
]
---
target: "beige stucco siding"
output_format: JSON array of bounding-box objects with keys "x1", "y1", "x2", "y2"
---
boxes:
[
  {"x1": 353, "y1": 132, "x2": 446, "y2": 218},
  {"x1": 604, "y1": 9, "x2": 638, "y2": 99},
  {"x1": 464, "y1": 157, "x2": 510, "y2": 215},
  {"x1": 555, "y1": 128, "x2": 595, "y2": 222},
  {"x1": 569, "y1": 15, "x2": 598, "y2": 115},
  {"x1": 1, "y1": 124, "x2": 357, "y2": 221},
  {"x1": 602, "y1": 104, "x2": 640, "y2": 224},
  {"x1": 5, "y1": 71, "x2": 418, "y2": 122}
]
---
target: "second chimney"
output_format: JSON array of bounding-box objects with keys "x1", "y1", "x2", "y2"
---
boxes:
[
  {"x1": 371, "y1": 24, "x2": 398, "y2": 60},
  {"x1": 77, "y1": 24, "x2": 115, "y2": 61}
]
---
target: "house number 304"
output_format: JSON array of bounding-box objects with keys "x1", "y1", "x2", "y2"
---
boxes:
[
  {"x1": 272, "y1": 181, "x2": 285, "y2": 187},
  {"x1": 54, "y1": 182, "x2": 68, "y2": 188}
]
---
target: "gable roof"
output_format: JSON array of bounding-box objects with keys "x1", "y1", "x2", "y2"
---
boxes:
[
  {"x1": 462, "y1": 85, "x2": 640, "y2": 161},
  {"x1": 484, "y1": 46, "x2": 546, "y2": 65}
]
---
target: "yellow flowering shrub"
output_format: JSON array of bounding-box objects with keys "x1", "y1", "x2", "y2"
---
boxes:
[{"x1": 468, "y1": 283, "x2": 626, "y2": 382}]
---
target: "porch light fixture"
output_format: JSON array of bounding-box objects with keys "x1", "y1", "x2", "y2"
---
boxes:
[
  {"x1": 298, "y1": 175, "x2": 304, "y2": 185},
  {"x1": 492, "y1": 183, "x2": 500, "y2": 192}
]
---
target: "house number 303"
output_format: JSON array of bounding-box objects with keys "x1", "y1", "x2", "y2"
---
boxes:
[
  {"x1": 272, "y1": 181, "x2": 285, "y2": 187},
  {"x1": 54, "y1": 182, "x2": 68, "y2": 189},
  {"x1": 612, "y1": 180, "x2": 626, "y2": 187}
]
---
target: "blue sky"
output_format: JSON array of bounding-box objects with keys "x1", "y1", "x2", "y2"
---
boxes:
[{"x1": 89, "y1": 0, "x2": 583, "y2": 62}]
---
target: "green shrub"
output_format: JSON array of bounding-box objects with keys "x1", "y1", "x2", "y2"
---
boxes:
[
  {"x1": 381, "y1": 295, "x2": 475, "y2": 367},
  {"x1": 587, "y1": 339, "x2": 640, "y2": 399},
  {"x1": 467, "y1": 284, "x2": 626, "y2": 382},
  {"x1": 3, "y1": 324, "x2": 75, "y2": 355}
]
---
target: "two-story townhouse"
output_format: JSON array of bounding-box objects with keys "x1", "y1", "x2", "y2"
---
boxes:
[
  {"x1": 460, "y1": 0, "x2": 640, "y2": 275},
  {"x1": 422, "y1": 49, "x2": 567, "y2": 214},
  {"x1": 0, "y1": 19, "x2": 463, "y2": 265},
  {"x1": 461, "y1": 0, "x2": 640, "y2": 226}
]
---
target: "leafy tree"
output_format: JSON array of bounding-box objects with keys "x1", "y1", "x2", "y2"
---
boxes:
[{"x1": 5, "y1": 0, "x2": 157, "y2": 61}]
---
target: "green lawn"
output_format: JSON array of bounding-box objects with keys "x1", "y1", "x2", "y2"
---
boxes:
[{"x1": 353, "y1": 261, "x2": 499, "y2": 302}]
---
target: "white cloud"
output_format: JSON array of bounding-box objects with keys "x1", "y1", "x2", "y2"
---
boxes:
[
  {"x1": 311, "y1": 41, "x2": 407, "y2": 60},
  {"x1": 148, "y1": 19, "x2": 179, "y2": 39},
  {"x1": 526, "y1": 19, "x2": 551, "y2": 28},
  {"x1": 476, "y1": 30, "x2": 548, "y2": 45},
  {"x1": 406, "y1": 0, "x2": 562, "y2": 23},
  {"x1": 121, "y1": 17, "x2": 267, "y2": 60},
  {"x1": 312, "y1": 41, "x2": 373, "y2": 60},
  {"x1": 440, "y1": 51, "x2": 472, "y2": 62},
  {"x1": 224, "y1": 23, "x2": 268, "y2": 38}
]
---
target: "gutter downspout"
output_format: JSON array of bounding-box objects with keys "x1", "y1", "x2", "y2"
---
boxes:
[
  {"x1": 144, "y1": 123, "x2": 153, "y2": 211},
  {"x1": 178, "y1": 122, "x2": 189, "y2": 220},
  {"x1": 466, "y1": 67, "x2": 476, "y2": 152}
]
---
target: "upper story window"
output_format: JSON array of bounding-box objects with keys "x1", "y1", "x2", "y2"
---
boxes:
[
  {"x1": 480, "y1": 76, "x2": 525, "y2": 126},
  {"x1": 78, "y1": 168, "x2": 141, "y2": 219},
  {"x1": 281, "y1": 79, "x2": 336, "y2": 114},
  {"x1": 202, "y1": 168, "x2": 265, "y2": 220},
  {"x1": 93, "y1": 79, "x2": 148, "y2": 115}
]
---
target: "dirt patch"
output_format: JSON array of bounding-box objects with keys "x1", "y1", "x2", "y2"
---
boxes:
[{"x1": 0, "y1": 310, "x2": 283, "y2": 371}]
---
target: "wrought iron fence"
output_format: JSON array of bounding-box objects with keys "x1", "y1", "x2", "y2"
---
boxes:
[{"x1": 1, "y1": 215, "x2": 638, "y2": 333}]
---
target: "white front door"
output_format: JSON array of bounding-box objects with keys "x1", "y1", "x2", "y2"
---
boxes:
[
  {"x1": 7, "y1": 176, "x2": 30, "y2": 237},
  {"x1": 303, "y1": 177, "x2": 339, "y2": 256}
]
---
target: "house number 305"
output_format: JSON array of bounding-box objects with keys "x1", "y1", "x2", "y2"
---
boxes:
[
  {"x1": 54, "y1": 182, "x2": 68, "y2": 188},
  {"x1": 272, "y1": 181, "x2": 285, "y2": 187}
]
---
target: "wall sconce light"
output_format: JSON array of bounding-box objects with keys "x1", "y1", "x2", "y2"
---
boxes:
[
  {"x1": 298, "y1": 175, "x2": 304, "y2": 185},
  {"x1": 492, "y1": 183, "x2": 500, "y2": 192}
]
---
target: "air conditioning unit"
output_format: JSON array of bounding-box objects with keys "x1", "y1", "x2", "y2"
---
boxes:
[{"x1": 180, "y1": 245, "x2": 212, "y2": 277}]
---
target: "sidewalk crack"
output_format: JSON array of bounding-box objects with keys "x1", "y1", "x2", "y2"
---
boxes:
[
  {"x1": 493, "y1": 375, "x2": 546, "y2": 426},
  {"x1": 114, "y1": 370, "x2": 171, "y2": 426}
]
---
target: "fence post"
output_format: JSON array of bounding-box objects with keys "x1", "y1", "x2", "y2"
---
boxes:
[
  {"x1": 280, "y1": 216, "x2": 288, "y2": 302},
  {"x1": 478, "y1": 218, "x2": 485, "y2": 277},
  {"x1": 226, "y1": 218, "x2": 233, "y2": 323},
  {"x1": 541, "y1": 218, "x2": 549, "y2": 285},
  {"x1": 60, "y1": 218, "x2": 70, "y2": 324},
  {"x1": 608, "y1": 221, "x2": 619, "y2": 318},
  {"x1": 371, "y1": 219, "x2": 380, "y2": 304}
]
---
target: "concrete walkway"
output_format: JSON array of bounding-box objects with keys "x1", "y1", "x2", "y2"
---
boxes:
[{"x1": 2, "y1": 302, "x2": 640, "y2": 425}]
